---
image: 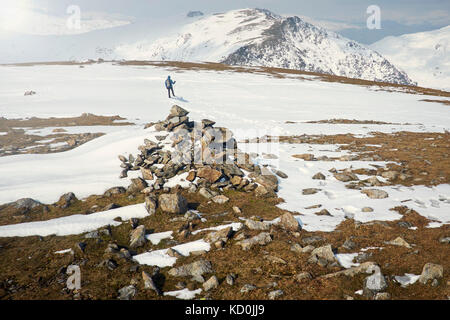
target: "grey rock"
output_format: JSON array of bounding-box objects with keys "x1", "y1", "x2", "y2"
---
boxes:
[
  {"x1": 226, "y1": 274, "x2": 236, "y2": 286},
  {"x1": 130, "y1": 225, "x2": 146, "y2": 248},
  {"x1": 158, "y1": 193, "x2": 188, "y2": 214},
  {"x1": 301, "y1": 236, "x2": 324, "y2": 245},
  {"x1": 244, "y1": 219, "x2": 270, "y2": 231},
  {"x1": 203, "y1": 276, "x2": 219, "y2": 291},
  {"x1": 118, "y1": 285, "x2": 136, "y2": 300},
  {"x1": 361, "y1": 189, "x2": 389, "y2": 199},
  {"x1": 302, "y1": 188, "x2": 321, "y2": 195},
  {"x1": 419, "y1": 263, "x2": 444, "y2": 285},
  {"x1": 168, "y1": 259, "x2": 213, "y2": 277},
  {"x1": 278, "y1": 212, "x2": 301, "y2": 231},
  {"x1": 268, "y1": 290, "x2": 284, "y2": 300},
  {"x1": 312, "y1": 172, "x2": 326, "y2": 180},
  {"x1": 144, "y1": 196, "x2": 157, "y2": 215},
  {"x1": 237, "y1": 232, "x2": 272, "y2": 250},
  {"x1": 240, "y1": 284, "x2": 256, "y2": 293}
]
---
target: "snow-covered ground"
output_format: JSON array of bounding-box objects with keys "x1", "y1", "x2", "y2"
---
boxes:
[
  {"x1": 371, "y1": 26, "x2": 450, "y2": 91},
  {"x1": 0, "y1": 62, "x2": 449, "y2": 231}
]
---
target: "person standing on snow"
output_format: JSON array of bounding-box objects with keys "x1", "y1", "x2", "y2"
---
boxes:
[{"x1": 165, "y1": 75, "x2": 176, "y2": 98}]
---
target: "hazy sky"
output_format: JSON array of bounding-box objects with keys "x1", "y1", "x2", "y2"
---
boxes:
[{"x1": 3, "y1": 0, "x2": 450, "y2": 43}]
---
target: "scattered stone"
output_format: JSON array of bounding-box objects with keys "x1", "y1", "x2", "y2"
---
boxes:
[
  {"x1": 278, "y1": 212, "x2": 301, "y2": 231},
  {"x1": 363, "y1": 266, "x2": 387, "y2": 298},
  {"x1": 365, "y1": 176, "x2": 383, "y2": 186},
  {"x1": 198, "y1": 187, "x2": 217, "y2": 199},
  {"x1": 211, "y1": 195, "x2": 229, "y2": 204},
  {"x1": 130, "y1": 225, "x2": 146, "y2": 248},
  {"x1": 290, "y1": 243, "x2": 303, "y2": 254},
  {"x1": 144, "y1": 196, "x2": 157, "y2": 215},
  {"x1": 197, "y1": 167, "x2": 222, "y2": 183},
  {"x1": 375, "y1": 292, "x2": 391, "y2": 300},
  {"x1": 342, "y1": 239, "x2": 356, "y2": 250},
  {"x1": 316, "y1": 209, "x2": 332, "y2": 216},
  {"x1": 84, "y1": 231, "x2": 99, "y2": 239},
  {"x1": 294, "y1": 272, "x2": 312, "y2": 282},
  {"x1": 103, "y1": 203, "x2": 120, "y2": 211},
  {"x1": 419, "y1": 263, "x2": 443, "y2": 285},
  {"x1": 203, "y1": 276, "x2": 219, "y2": 291},
  {"x1": 302, "y1": 188, "x2": 321, "y2": 195},
  {"x1": 334, "y1": 172, "x2": 358, "y2": 182},
  {"x1": 127, "y1": 178, "x2": 148, "y2": 193},
  {"x1": 118, "y1": 285, "x2": 136, "y2": 300},
  {"x1": 397, "y1": 221, "x2": 413, "y2": 228},
  {"x1": 158, "y1": 193, "x2": 188, "y2": 214},
  {"x1": 268, "y1": 290, "x2": 284, "y2": 300},
  {"x1": 237, "y1": 232, "x2": 272, "y2": 250},
  {"x1": 361, "y1": 207, "x2": 374, "y2": 212},
  {"x1": 142, "y1": 271, "x2": 161, "y2": 295},
  {"x1": 244, "y1": 219, "x2": 270, "y2": 231},
  {"x1": 168, "y1": 259, "x2": 213, "y2": 277},
  {"x1": 292, "y1": 154, "x2": 314, "y2": 161},
  {"x1": 361, "y1": 189, "x2": 388, "y2": 199},
  {"x1": 58, "y1": 192, "x2": 77, "y2": 208},
  {"x1": 274, "y1": 170, "x2": 288, "y2": 179},
  {"x1": 226, "y1": 274, "x2": 236, "y2": 286},
  {"x1": 385, "y1": 237, "x2": 412, "y2": 249},
  {"x1": 232, "y1": 206, "x2": 242, "y2": 214},
  {"x1": 301, "y1": 236, "x2": 324, "y2": 245},
  {"x1": 140, "y1": 167, "x2": 154, "y2": 180},
  {"x1": 166, "y1": 248, "x2": 183, "y2": 258},
  {"x1": 205, "y1": 226, "x2": 234, "y2": 243},
  {"x1": 312, "y1": 172, "x2": 326, "y2": 180},
  {"x1": 240, "y1": 284, "x2": 256, "y2": 293},
  {"x1": 309, "y1": 245, "x2": 337, "y2": 266}
]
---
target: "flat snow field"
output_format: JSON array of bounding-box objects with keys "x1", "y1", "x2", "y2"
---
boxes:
[{"x1": 0, "y1": 63, "x2": 449, "y2": 232}]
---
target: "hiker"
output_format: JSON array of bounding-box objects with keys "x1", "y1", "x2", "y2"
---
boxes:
[{"x1": 165, "y1": 75, "x2": 176, "y2": 98}]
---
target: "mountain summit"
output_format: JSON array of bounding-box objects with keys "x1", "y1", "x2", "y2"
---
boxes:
[{"x1": 116, "y1": 8, "x2": 415, "y2": 85}]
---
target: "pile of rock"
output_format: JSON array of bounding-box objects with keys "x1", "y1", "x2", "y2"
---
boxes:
[{"x1": 119, "y1": 105, "x2": 283, "y2": 199}]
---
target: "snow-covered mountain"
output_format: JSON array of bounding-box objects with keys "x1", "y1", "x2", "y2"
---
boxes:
[
  {"x1": 116, "y1": 8, "x2": 414, "y2": 85},
  {"x1": 371, "y1": 26, "x2": 450, "y2": 90}
]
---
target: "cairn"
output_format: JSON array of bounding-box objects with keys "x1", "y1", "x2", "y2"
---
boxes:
[{"x1": 118, "y1": 105, "x2": 280, "y2": 204}]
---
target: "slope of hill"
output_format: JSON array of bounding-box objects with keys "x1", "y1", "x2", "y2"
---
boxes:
[
  {"x1": 115, "y1": 8, "x2": 415, "y2": 85},
  {"x1": 371, "y1": 26, "x2": 450, "y2": 90}
]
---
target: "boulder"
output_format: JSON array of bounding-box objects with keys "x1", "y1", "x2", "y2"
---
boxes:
[
  {"x1": 211, "y1": 195, "x2": 229, "y2": 204},
  {"x1": 144, "y1": 196, "x2": 157, "y2": 215},
  {"x1": 237, "y1": 232, "x2": 272, "y2": 250},
  {"x1": 170, "y1": 105, "x2": 189, "y2": 117},
  {"x1": 244, "y1": 219, "x2": 271, "y2": 231},
  {"x1": 118, "y1": 285, "x2": 136, "y2": 300},
  {"x1": 127, "y1": 178, "x2": 148, "y2": 193},
  {"x1": 361, "y1": 189, "x2": 389, "y2": 199},
  {"x1": 312, "y1": 172, "x2": 326, "y2": 180},
  {"x1": 168, "y1": 259, "x2": 213, "y2": 277},
  {"x1": 158, "y1": 193, "x2": 188, "y2": 214},
  {"x1": 203, "y1": 276, "x2": 219, "y2": 291},
  {"x1": 197, "y1": 167, "x2": 222, "y2": 183},
  {"x1": 130, "y1": 225, "x2": 146, "y2": 248},
  {"x1": 419, "y1": 263, "x2": 443, "y2": 285},
  {"x1": 278, "y1": 212, "x2": 301, "y2": 231}
]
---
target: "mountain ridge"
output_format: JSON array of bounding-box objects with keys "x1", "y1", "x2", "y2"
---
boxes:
[{"x1": 115, "y1": 8, "x2": 415, "y2": 85}]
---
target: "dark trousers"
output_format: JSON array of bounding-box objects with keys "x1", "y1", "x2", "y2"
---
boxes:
[{"x1": 167, "y1": 87, "x2": 175, "y2": 98}]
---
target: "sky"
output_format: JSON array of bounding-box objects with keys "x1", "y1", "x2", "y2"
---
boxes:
[{"x1": 0, "y1": 0, "x2": 449, "y2": 43}]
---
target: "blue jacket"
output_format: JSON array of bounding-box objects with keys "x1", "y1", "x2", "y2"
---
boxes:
[{"x1": 165, "y1": 77, "x2": 175, "y2": 89}]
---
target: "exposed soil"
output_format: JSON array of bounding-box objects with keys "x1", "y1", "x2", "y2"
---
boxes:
[
  {"x1": 275, "y1": 131, "x2": 450, "y2": 187},
  {"x1": 0, "y1": 188, "x2": 448, "y2": 300},
  {"x1": 0, "y1": 114, "x2": 134, "y2": 157}
]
